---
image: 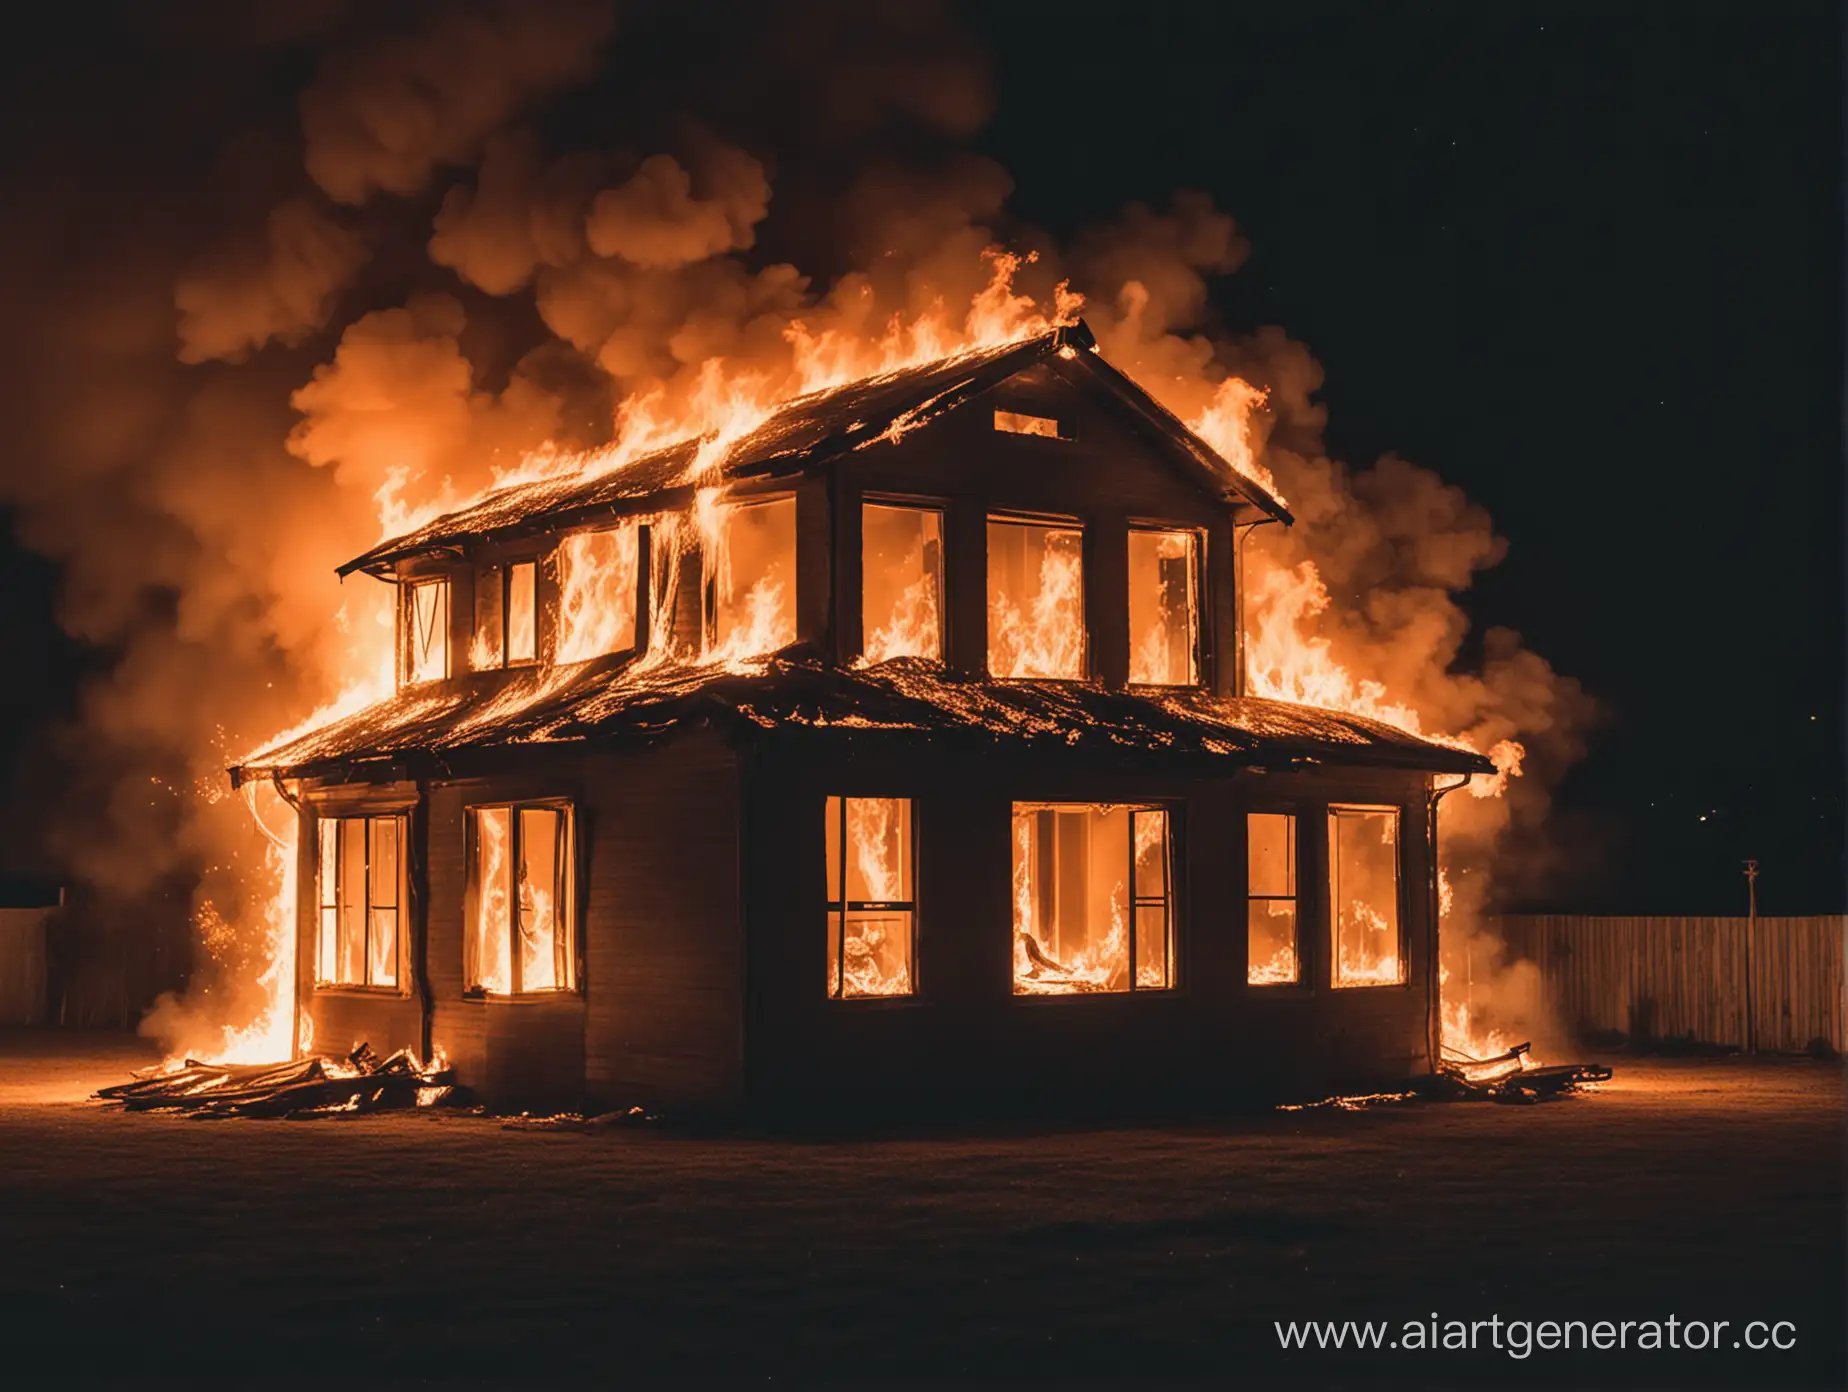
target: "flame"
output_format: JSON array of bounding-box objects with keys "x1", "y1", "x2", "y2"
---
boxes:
[
  {"x1": 833, "y1": 797, "x2": 912, "y2": 998},
  {"x1": 988, "y1": 529, "x2": 1084, "y2": 679},
  {"x1": 555, "y1": 524, "x2": 639, "y2": 663},
  {"x1": 474, "y1": 806, "x2": 512, "y2": 994},
  {"x1": 1189, "y1": 377, "x2": 1280, "y2": 500}
]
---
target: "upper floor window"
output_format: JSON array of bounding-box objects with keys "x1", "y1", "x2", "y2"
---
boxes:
[
  {"x1": 1246, "y1": 812, "x2": 1299, "y2": 985},
  {"x1": 471, "y1": 560, "x2": 537, "y2": 670},
  {"x1": 555, "y1": 523, "x2": 642, "y2": 663},
  {"x1": 708, "y1": 496, "x2": 796, "y2": 660},
  {"x1": 400, "y1": 578, "x2": 449, "y2": 686},
  {"x1": 465, "y1": 801, "x2": 577, "y2": 996},
  {"x1": 1128, "y1": 528, "x2": 1200, "y2": 686},
  {"x1": 1012, "y1": 802, "x2": 1172, "y2": 994},
  {"x1": 993, "y1": 409, "x2": 1068, "y2": 439},
  {"x1": 315, "y1": 815, "x2": 403, "y2": 990},
  {"x1": 1328, "y1": 805, "x2": 1404, "y2": 988},
  {"x1": 861, "y1": 503, "x2": 943, "y2": 663},
  {"x1": 824, "y1": 796, "x2": 915, "y2": 998},
  {"x1": 987, "y1": 517, "x2": 1085, "y2": 679}
]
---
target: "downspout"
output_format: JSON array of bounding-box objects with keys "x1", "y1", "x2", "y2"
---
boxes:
[
  {"x1": 1232, "y1": 516, "x2": 1282, "y2": 697},
  {"x1": 1425, "y1": 772, "x2": 1473, "y2": 1075}
]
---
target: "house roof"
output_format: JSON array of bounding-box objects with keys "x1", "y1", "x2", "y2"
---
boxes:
[
  {"x1": 337, "y1": 320, "x2": 1293, "y2": 578},
  {"x1": 229, "y1": 654, "x2": 1494, "y2": 788}
]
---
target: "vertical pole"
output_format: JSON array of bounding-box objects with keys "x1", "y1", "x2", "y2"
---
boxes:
[{"x1": 1743, "y1": 859, "x2": 1759, "y2": 1055}]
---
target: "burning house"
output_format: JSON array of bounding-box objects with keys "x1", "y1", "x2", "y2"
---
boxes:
[{"x1": 230, "y1": 320, "x2": 1492, "y2": 1112}]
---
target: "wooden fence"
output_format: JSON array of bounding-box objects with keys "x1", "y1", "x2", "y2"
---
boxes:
[
  {"x1": 1494, "y1": 915, "x2": 1846, "y2": 1053},
  {"x1": 0, "y1": 908, "x2": 50, "y2": 1025}
]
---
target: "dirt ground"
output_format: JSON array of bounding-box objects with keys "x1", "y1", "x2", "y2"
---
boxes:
[{"x1": 0, "y1": 1032, "x2": 1840, "y2": 1388}]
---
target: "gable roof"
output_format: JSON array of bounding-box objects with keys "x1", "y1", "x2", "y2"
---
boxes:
[
  {"x1": 337, "y1": 320, "x2": 1292, "y2": 578},
  {"x1": 229, "y1": 653, "x2": 1493, "y2": 789}
]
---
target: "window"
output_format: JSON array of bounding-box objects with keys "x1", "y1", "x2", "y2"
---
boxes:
[
  {"x1": 824, "y1": 797, "x2": 915, "y2": 998},
  {"x1": 1246, "y1": 813, "x2": 1298, "y2": 985},
  {"x1": 1012, "y1": 802, "x2": 1172, "y2": 994},
  {"x1": 471, "y1": 560, "x2": 538, "y2": 670},
  {"x1": 994, "y1": 409, "x2": 1067, "y2": 439},
  {"x1": 466, "y1": 802, "x2": 576, "y2": 995},
  {"x1": 861, "y1": 503, "x2": 944, "y2": 663},
  {"x1": 555, "y1": 523, "x2": 642, "y2": 663},
  {"x1": 987, "y1": 518, "x2": 1085, "y2": 679},
  {"x1": 1329, "y1": 805, "x2": 1404, "y2": 987},
  {"x1": 708, "y1": 496, "x2": 796, "y2": 659},
  {"x1": 315, "y1": 816, "x2": 403, "y2": 989},
  {"x1": 400, "y1": 578, "x2": 449, "y2": 685},
  {"x1": 1128, "y1": 528, "x2": 1200, "y2": 685}
]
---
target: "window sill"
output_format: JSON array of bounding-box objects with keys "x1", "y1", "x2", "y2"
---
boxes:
[
  {"x1": 461, "y1": 989, "x2": 584, "y2": 1005},
  {"x1": 1329, "y1": 981, "x2": 1412, "y2": 992},
  {"x1": 825, "y1": 993, "x2": 922, "y2": 1008},
  {"x1": 1010, "y1": 987, "x2": 1182, "y2": 1002},
  {"x1": 312, "y1": 984, "x2": 411, "y2": 999}
]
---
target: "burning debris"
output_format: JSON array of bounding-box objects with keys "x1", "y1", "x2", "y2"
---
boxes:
[
  {"x1": 1433, "y1": 1041, "x2": 1612, "y2": 1104},
  {"x1": 95, "y1": 1044, "x2": 467, "y2": 1119}
]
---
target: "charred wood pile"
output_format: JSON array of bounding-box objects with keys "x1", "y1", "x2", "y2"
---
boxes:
[
  {"x1": 1434, "y1": 1041, "x2": 1612, "y2": 1103},
  {"x1": 95, "y1": 1044, "x2": 467, "y2": 1118}
]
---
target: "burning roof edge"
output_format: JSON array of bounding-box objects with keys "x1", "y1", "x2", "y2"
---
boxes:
[
  {"x1": 228, "y1": 655, "x2": 1495, "y2": 790},
  {"x1": 335, "y1": 321, "x2": 1292, "y2": 578}
]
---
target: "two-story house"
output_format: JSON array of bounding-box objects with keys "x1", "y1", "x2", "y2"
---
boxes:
[{"x1": 233, "y1": 321, "x2": 1491, "y2": 1112}]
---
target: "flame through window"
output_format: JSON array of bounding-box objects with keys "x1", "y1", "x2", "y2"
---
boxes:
[
  {"x1": 987, "y1": 518, "x2": 1085, "y2": 679},
  {"x1": 471, "y1": 560, "x2": 538, "y2": 670},
  {"x1": 708, "y1": 496, "x2": 796, "y2": 659},
  {"x1": 466, "y1": 801, "x2": 576, "y2": 995},
  {"x1": 555, "y1": 524, "x2": 641, "y2": 663},
  {"x1": 824, "y1": 796, "x2": 915, "y2": 998},
  {"x1": 1012, "y1": 802, "x2": 1172, "y2": 994},
  {"x1": 861, "y1": 503, "x2": 943, "y2": 663},
  {"x1": 400, "y1": 578, "x2": 449, "y2": 685},
  {"x1": 1329, "y1": 805, "x2": 1404, "y2": 987},
  {"x1": 1128, "y1": 528, "x2": 1199, "y2": 685},
  {"x1": 1246, "y1": 812, "x2": 1298, "y2": 985},
  {"x1": 315, "y1": 815, "x2": 402, "y2": 989}
]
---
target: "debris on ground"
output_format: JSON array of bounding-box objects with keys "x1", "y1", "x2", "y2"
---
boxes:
[
  {"x1": 94, "y1": 1044, "x2": 472, "y2": 1119},
  {"x1": 1432, "y1": 1041, "x2": 1613, "y2": 1104},
  {"x1": 501, "y1": 1106, "x2": 659, "y2": 1132}
]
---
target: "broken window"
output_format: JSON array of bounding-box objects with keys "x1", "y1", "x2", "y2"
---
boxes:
[
  {"x1": 466, "y1": 801, "x2": 576, "y2": 995},
  {"x1": 1329, "y1": 805, "x2": 1404, "y2": 987},
  {"x1": 471, "y1": 560, "x2": 538, "y2": 670},
  {"x1": 315, "y1": 815, "x2": 402, "y2": 990},
  {"x1": 708, "y1": 496, "x2": 796, "y2": 659},
  {"x1": 824, "y1": 796, "x2": 915, "y2": 998},
  {"x1": 400, "y1": 578, "x2": 449, "y2": 685},
  {"x1": 987, "y1": 518, "x2": 1085, "y2": 679},
  {"x1": 993, "y1": 409, "x2": 1067, "y2": 439},
  {"x1": 555, "y1": 523, "x2": 641, "y2": 663},
  {"x1": 861, "y1": 503, "x2": 943, "y2": 663},
  {"x1": 1128, "y1": 528, "x2": 1200, "y2": 685},
  {"x1": 1012, "y1": 803, "x2": 1172, "y2": 994},
  {"x1": 1246, "y1": 812, "x2": 1298, "y2": 985}
]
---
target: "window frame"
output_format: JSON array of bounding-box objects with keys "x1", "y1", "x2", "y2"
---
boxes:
[
  {"x1": 462, "y1": 797, "x2": 581, "y2": 1000},
  {"x1": 472, "y1": 557, "x2": 541, "y2": 671},
  {"x1": 1126, "y1": 522, "x2": 1206, "y2": 689},
  {"x1": 1244, "y1": 808, "x2": 1303, "y2": 989},
  {"x1": 552, "y1": 521, "x2": 651, "y2": 665},
  {"x1": 398, "y1": 576, "x2": 451, "y2": 687},
  {"x1": 859, "y1": 497, "x2": 947, "y2": 666},
  {"x1": 824, "y1": 795, "x2": 919, "y2": 1002},
  {"x1": 702, "y1": 491, "x2": 798, "y2": 658},
  {"x1": 313, "y1": 813, "x2": 409, "y2": 994},
  {"x1": 1009, "y1": 799, "x2": 1179, "y2": 997},
  {"x1": 985, "y1": 511, "x2": 1090, "y2": 682},
  {"x1": 1326, "y1": 802, "x2": 1408, "y2": 990}
]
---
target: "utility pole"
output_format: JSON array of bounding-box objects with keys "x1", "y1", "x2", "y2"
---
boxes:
[{"x1": 1743, "y1": 860, "x2": 1759, "y2": 1055}]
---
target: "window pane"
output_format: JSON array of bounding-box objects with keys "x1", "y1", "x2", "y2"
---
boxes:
[
  {"x1": 472, "y1": 565, "x2": 504, "y2": 670},
  {"x1": 987, "y1": 521, "x2": 1084, "y2": 679},
  {"x1": 710, "y1": 497, "x2": 796, "y2": 658},
  {"x1": 1248, "y1": 900, "x2": 1299, "y2": 984},
  {"x1": 830, "y1": 797, "x2": 913, "y2": 999},
  {"x1": 824, "y1": 796, "x2": 843, "y2": 906},
  {"x1": 1012, "y1": 803, "x2": 1172, "y2": 995},
  {"x1": 556, "y1": 524, "x2": 639, "y2": 662},
  {"x1": 369, "y1": 909, "x2": 398, "y2": 988},
  {"x1": 839, "y1": 910, "x2": 913, "y2": 998},
  {"x1": 1128, "y1": 529, "x2": 1198, "y2": 685},
  {"x1": 1247, "y1": 813, "x2": 1295, "y2": 899},
  {"x1": 507, "y1": 561, "x2": 537, "y2": 664},
  {"x1": 1329, "y1": 807, "x2": 1404, "y2": 987},
  {"x1": 862, "y1": 505, "x2": 943, "y2": 663},
  {"x1": 338, "y1": 820, "x2": 367, "y2": 985},
  {"x1": 994, "y1": 409, "x2": 1061, "y2": 438},
  {"x1": 368, "y1": 818, "x2": 398, "y2": 909},
  {"x1": 316, "y1": 819, "x2": 338, "y2": 984},
  {"x1": 517, "y1": 807, "x2": 563, "y2": 991},
  {"x1": 404, "y1": 580, "x2": 449, "y2": 683},
  {"x1": 470, "y1": 806, "x2": 513, "y2": 994},
  {"x1": 318, "y1": 909, "x2": 338, "y2": 984}
]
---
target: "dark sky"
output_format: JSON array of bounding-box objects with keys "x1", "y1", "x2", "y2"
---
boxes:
[{"x1": 0, "y1": 1, "x2": 1841, "y2": 913}]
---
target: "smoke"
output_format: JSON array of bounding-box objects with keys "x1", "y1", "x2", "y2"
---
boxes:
[{"x1": 0, "y1": 0, "x2": 1589, "y2": 1055}]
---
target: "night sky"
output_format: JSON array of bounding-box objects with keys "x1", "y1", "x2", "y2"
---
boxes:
[{"x1": 0, "y1": 2, "x2": 1840, "y2": 914}]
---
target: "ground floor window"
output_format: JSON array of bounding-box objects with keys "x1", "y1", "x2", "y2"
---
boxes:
[
  {"x1": 315, "y1": 815, "x2": 403, "y2": 989},
  {"x1": 1246, "y1": 812, "x2": 1299, "y2": 984},
  {"x1": 1012, "y1": 802, "x2": 1172, "y2": 994},
  {"x1": 1328, "y1": 805, "x2": 1404, "y2": 987},
  {"x1": 466, "y1": 801, "x2": 576, "y2": 995},
  {"x1": 824, "y1": 796, "x2": 915, "y2": 998}
]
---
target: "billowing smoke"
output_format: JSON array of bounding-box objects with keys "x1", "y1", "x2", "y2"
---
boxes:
[{"x1": 0, "y1": 0, "x2": 1589, "y2": 1055}]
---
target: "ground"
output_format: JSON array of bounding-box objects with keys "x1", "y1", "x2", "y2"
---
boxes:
[{"x1": 0, "y1": 1033, "x2": 1840, "y2": 1387}]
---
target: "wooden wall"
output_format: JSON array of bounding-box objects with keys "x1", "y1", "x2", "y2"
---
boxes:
[
  {"x1": 0, "y1": 908, "x2": 49, "y2": 1025},
  {"x1": 1495, "y1": 914, "x2": 1847, "y2": 1052}
]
